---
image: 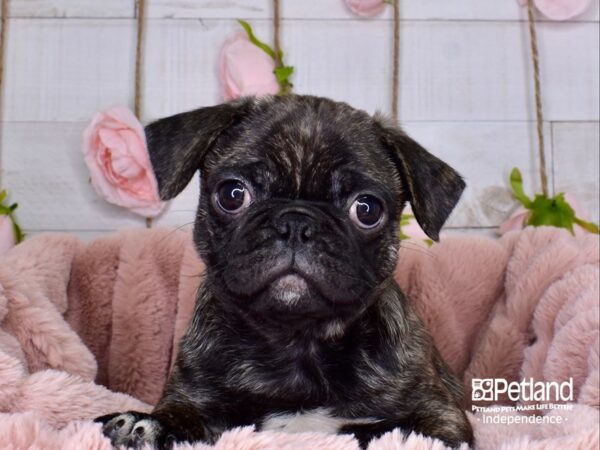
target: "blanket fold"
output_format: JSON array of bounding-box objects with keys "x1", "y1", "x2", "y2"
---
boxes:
[{"x1": 0, "y1": 227, "x2": 597, "y2": 449}]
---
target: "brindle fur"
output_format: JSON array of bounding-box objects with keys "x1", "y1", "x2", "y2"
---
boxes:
[{"x1": 97, "y1": 95, "x2": 473, "y2": 449}]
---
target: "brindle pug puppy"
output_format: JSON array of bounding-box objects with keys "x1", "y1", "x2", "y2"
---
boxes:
[{"x1": 97, "y1": 95, "x2": 474, "y2": 449}]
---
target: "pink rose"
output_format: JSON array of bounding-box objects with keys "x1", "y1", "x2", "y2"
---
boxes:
[
  {"x1": 82, "y1": 106, "x2": 164, "y2": 217},
  {"x1": 219, "y1": 32, "x2": 280, "y2": 101},
  {"x1": 498, "y1": 192, "x2": 590, "y2": 235},
  {"x1": 517, "y1": 0, "x2": 592, "y2": 20},
  {"x1": 344, "y1": 0, "x2": 387, "y2": 17},
  {"x1": 0, "y1": 215, "x2": 16, "y2": 255},
  {"x1": 497, "y1": 206, "x2": 529, "y2": 235}
]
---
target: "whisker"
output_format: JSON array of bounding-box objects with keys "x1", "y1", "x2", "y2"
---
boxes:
[
  {"x1": 399, "y1": 241, "x2": 437, "y2": 259},
  {"x1": 160, "y1": 209, "x2": 198, "y2": 215},
  {"x1": 154, "y1": 222, "x2": 196, "y2": 246}
]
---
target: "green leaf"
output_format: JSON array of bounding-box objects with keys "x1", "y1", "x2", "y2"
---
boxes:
[
  {"x1": 423, "y1": 239, "x2": 434, "y2": 248},
  {"x1": 574, "y1": 217, "x2": 600, "y2": 234},
  {"x1": 274, "y1": 66, "x2": 294, "y2": 84},
  {"x1": 0, "y1": 191, "x2": 24, "y2": 243},
  {"x1": 237, "y1": 19, "x2": 294, "y2": 94},
  {"x1": 275, "y1": 66, "x2": 294, "y2": 94},
  {"x1": 237, "y1": 19, "x2": 276, "y2": 60},
  {"x1": 12, "y1": 218, "x2": 25, "y2": 244},
  {"x1": 526, "y1": 193, "x2": 576, "y2": 234},
  {"x1": 399, "y1": 231, "x2": 409, "y2": 241},
  {"x1": 400, "y1": 214, "x2": 414, "y2": 226},
  {"x1": 509, "y1": 168, "x2": 532, "y2": 208}
]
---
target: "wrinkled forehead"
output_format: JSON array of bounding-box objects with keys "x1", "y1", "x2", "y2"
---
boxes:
[{"x1": 206, "y1": 100, "x2": 402, "y2": 199}]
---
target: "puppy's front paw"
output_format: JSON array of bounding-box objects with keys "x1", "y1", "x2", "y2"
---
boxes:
[{"x1": 95, "y1": 411, "x2": 171, "y2": 449}]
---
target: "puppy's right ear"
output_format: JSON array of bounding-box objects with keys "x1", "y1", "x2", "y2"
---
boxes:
[{"x1": 145, "y1": 98, "x2": 252, "y2": 200}]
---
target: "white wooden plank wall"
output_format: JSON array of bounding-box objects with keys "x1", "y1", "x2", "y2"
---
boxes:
[{"x1": 1, "y1": 0, "x2": 599, "y2": 241}]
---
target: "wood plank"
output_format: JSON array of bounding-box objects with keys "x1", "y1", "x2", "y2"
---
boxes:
[
  {"x1": 4, "y1": 19, "x2": 135, "y2": 122},
  {"x1": 143, "y1": 18, "x2": 600, "y2": 121},
  {"x1": 283, "y1": 20, "x2": 599, "y2": 121},
  {"x1": 8, "y1": 0, "x2": 600, "y2": 20},
  {"x1": 552, "y1": 122, "x2": 600, "y2": 222},
  {"x1": 4, "y1": 19, "x2": 597, "y2": 123},
  {"x1": 1, "y1": 122, "x2": 145, "y2": 230},
  {"x1": 539, "y1": 22, "x2": 600, "y2": 122},
  {"x1": 9, "y1": 0, "x2": 134, "y2": 18},
  {"x1": 1, "y1": 121, "x2": 554, "y2": 231},
  {"x1": 145, "y1": 0, "x2": 599, "y2": 22},
  {"x1": 402, "y1": 121, "x2": 553, "y2": 228}
]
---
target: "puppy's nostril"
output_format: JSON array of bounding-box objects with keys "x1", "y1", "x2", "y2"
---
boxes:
[
  {"x1": 115, "y1": 419, "x2": 125, "y2": 429},
  {"x1": 276, "y1": 221, "x2": 290, "y2": 238},
  {"x1": 133, "y1": 426, "x2": 145, "y2": 437},
  {"x1": 300, "y1": 223, "x2": 314, "y2": 241}
]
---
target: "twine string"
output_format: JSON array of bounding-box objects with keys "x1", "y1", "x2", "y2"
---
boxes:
[
  {"x1": 272, "y1": 0, "x2": 293, "y2": 95},
  {"x1": 391, "y1": 0, "x2": 400, "y2": 122},
  {"x1": 135, "y1": 0, "x2": 145, "y2": 120},
  {"x1": 273, "y1": 0, "x2": 282, "y2": 67},
  {"x1": 0, "y1": 0, "x2": 8, "y2": 182},
  {"x1": 0, "y1": 0, "x2": 6, "y2": 109},
  {"x1": 526, "y1": 0, "x2": 549, "y2": 197},
  {"x1": 134, "y1": 0, "x2": 152, "y2": 228}
]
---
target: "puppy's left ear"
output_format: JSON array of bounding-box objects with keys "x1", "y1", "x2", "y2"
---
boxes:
[
  {"x1": 376, "y1": 118, "x2": 465, "y2": 241},
  {"x1": 145, "y1": 98, "x2": 252, "y2": 200}
]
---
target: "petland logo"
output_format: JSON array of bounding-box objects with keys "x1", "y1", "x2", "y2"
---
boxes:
[{"x1": 472, "y1": 378, "x2": 573, "y2": 402}]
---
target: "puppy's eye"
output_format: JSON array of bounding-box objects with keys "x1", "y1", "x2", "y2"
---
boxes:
[
  {"x1": 215, "y1": 180, "x2": 251, "y2": 213},
  {"x1": 349, "y1": 195, "x2": 384, "y2": 229}
]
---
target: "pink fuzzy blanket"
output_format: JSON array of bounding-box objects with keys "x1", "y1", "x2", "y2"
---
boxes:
[{"x1": 0, "y1": 227, "x2": 598, "y2": 449}]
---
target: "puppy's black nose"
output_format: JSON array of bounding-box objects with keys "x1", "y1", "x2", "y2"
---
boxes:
[{"x1": 274, "y1": 207, "x2": 316, "y2": 245}]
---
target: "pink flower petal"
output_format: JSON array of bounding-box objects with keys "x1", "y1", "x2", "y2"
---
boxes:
[
  {"x1": 82, "y1": 106, "x2": 165, "y2": 218},
  {"x1": 517, "y1": 0, "x2": 592, "y2": 20},
  {"x1": 218, "y1": 32, "x2": 280, "y2": 100},
  {"x1": 498, "y1": 208, "x2": 530, "y2": 236},
  {"x1": 564, "y1": 192, "x2": 589, "y2": 221},
  {"x1": 344, "y1": 0, "x2": 387, "y2": 17},
  {"x1": 535, "y1": 0, "x2": 592, "y2": 20},
  {"x1": 98, "y1": 128, "x2": 127, "y2": 156},
  {"x1": 117, "y1": 129, "x2": 150, "y2": 168},
  {"x1": 0, "y1": 215, "x2": 16, "y2": 255},
  {"x1": 104, "y1": 106, "x2": 146, "y2": 138},
  {"x1": 110, "y1": 153, "x2": 144, "y2": 180}
]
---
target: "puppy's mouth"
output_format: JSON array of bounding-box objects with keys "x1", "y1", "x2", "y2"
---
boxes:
[
  {"x1": 224, "y1": 252, "x2": 366, "y2": 313},
  {"x1": 219, "y1": 227, "x2": 373, "y2": 315},
  {"x1": 248, "y1": 268, "x2": 339, "y2": 320},
  {"x1": 267, "y1": 273, "x2": 311, "y2": 307}
]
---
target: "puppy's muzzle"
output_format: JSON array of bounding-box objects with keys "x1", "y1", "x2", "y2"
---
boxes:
[{"x1": 273, "y1": 206, "x2": 317, "y2": 247}]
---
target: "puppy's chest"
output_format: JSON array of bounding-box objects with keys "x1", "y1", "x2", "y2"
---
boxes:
[
  {"x1": 225, "y1": 342, "x2": 347, "y2": 400},
  {"x1": 260, "y1": 408, "x2": 377, "y2": 434},
  {"x1": 231, "y1": 354, "x2": 328, "y2": 399}
]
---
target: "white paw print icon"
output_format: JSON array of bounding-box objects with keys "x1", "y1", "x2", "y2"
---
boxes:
[{"x1": 472, "y1": 379, "x2": 494, "y2": 401}]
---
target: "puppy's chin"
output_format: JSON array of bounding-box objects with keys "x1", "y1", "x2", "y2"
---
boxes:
[
  {"x1": 268, "y1": 274, "x2": 310, "y2": 307},
  {"x1": 250, "y1": 273, "x2": 334, "y2": 320}
]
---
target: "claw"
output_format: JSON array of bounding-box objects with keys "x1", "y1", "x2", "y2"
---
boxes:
[{"x1": 97, "y1": 412, "x2": 163, "y2": 449}]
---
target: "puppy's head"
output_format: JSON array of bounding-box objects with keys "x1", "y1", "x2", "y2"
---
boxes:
[{"x1": 146, "y1": 95, "x2": 464, "y2": 334}]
